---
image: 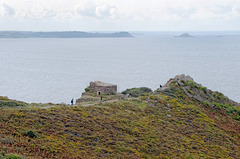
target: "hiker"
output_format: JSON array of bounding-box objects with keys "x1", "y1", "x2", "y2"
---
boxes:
[
  {"x1": 160, "y1": 85, "x2": 162, "y2": 90},
  {"x1": 71, "y1": 98, "x2": 74, "y2": 105},
  {"x1": 100, "y1": 96, "x2": 103, "y2": 102}
]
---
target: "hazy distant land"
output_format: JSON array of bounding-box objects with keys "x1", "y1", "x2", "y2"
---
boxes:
[
  {"x1": 0, "y1": 31, "x2": 133, "y2": 38},
  {"x1": 176, "y1": 33, "x2": 193, "y2": 38}
]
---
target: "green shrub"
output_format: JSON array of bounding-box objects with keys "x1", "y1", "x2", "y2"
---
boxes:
[
  {"x1": 212, "y1": 92, "x2": 227, "y2": 101},
  {"x1": 140, "y1": 96, "x2": 148, "y2": 101},
  {"x1": 85, "y1": 86, "x2": 90, "y2": 92},
  {"x1": 1, "y1": 151, "x2": 5, "y2": 157},
  {"x1": 200, "y1": 87, "x2": 207, "y2": 93},
  {"x1": 122, "y1": 87, "x2": 152, "y2": 97},
  {"x1": 225, "y1": 106, "x2": 237, "y2": 115},
  {"x1": 186, "y1": 80, "x2": 198, "y2": 88},
  {"x1": 160, "y1": 87, "x2": 178, "y2": 98},
  {"x1": 234, "y1": 115, "x2": 240, "y2": 121},
  {"x1": 6, "y1": 154, "x2": 22, "y2": 159},
  {"x1": 212, "y1": 102, "x2": 239, "y2": 117},
  {"x1": 23, "y1": 130, "x2": 37, "y2": 138},
  {"x1": 149, "y1": 95, "x2": 159, "y2": 100},
  {"x1": 0, "y1": 97, "x2": 26, "y2": 107},
  {"x1": 187, "y1": 88, "x2": 194, "y2": 95},
  {"x1": 202, "y1": 101, "x2": 210, "y2": 106}
]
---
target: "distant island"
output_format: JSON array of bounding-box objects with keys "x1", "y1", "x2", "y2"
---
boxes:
[
  {"x1": 0, "y1": 31, "x2": 133, "y2": 38},
  {"x1": 176, "y1": 33, "x2": 193, "y2": 38}
]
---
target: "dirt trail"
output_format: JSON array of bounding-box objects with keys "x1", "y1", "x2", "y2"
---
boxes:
[{"x1": 40, "y1": 99, "x2": 119, "y2": 109}]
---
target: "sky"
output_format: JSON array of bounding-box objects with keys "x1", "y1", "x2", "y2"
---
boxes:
[{"x1": 0, "y1": 0, "x2": 240, "y2": 31}]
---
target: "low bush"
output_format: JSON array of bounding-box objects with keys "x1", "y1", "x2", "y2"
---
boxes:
[
  {"x1": 200, "y1": 87, "x2": 207, "y2": 93},
  {"x1": 122, "y1": 87, "x2": 152, "y2": 97},
  {"x1": 0, "y1": 97, "x2": 26, "y2": 107},
  {"x1": 186, "y1": 80, "x2": 198, "y2": 88},
  {"x1": 149, "y1": 95, "x2": 159, "y2": 100},
  {"x1": 6, "y1": 154, "x2": 22, "y2": 159},
  {"x1": 85, "y1": 86, "x2": 90, "y2": 92},
  {"x1": 1, "y1": 151, "x2": 5, "y2": 157},
  {"x1": 23, "y1": 130, "x2": 37, "y2": 138},
  {"x1": 202, "y1": 101, "x2": 210, "y2": 106},
  {"x1": 160, "y1": 87, "x2": 178, "y2": 98},
  {"x1": 212, "y1": 102, "x2": 240, "y2": 117}
]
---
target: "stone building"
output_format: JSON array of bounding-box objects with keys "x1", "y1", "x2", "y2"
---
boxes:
[{"x1": 89, "y1": 81, "x2": 117, "y2": 95}]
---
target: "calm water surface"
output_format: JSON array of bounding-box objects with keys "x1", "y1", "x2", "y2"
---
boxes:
[{"x1": 0, "y1": 35, "x2": 239, "y2": 103}]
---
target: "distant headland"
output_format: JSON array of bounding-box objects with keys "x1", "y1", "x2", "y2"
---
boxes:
[{"x1": 0, "y1": 31, "x2": 133, "y2": 38}]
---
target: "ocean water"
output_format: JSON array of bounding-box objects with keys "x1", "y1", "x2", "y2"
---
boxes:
[{"x1": 0, "y1": 34, "x2": 240, "y2": 103}]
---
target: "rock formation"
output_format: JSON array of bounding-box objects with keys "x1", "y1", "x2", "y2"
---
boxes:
[{"x1": 160, "y1": 74, "x2": 239, "y2": 106}]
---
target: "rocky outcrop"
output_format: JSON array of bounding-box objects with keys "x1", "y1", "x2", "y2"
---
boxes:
[
  {"x1": 174, "y1": 74, "x2": 194, "y2": 82},
  {"x1": 160, "y1": 74, "x2": 240, "y2": 106},
  {"x1": 163, "y1": 74, "x2": 194, "y2": 89}
]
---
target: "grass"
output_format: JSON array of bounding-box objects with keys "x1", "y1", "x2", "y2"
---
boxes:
[{"x1": 0, "y1": 95, "x2": 239, "y2": 158}]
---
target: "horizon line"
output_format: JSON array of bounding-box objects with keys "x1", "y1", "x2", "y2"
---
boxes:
[{"x1": 0, "y1": 30, "x2": 240, "y2": 32}]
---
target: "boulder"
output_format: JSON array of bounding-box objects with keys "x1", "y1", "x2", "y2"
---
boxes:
[{"x1": 174, "y1": 74, "x2": 194, "y2": 82}]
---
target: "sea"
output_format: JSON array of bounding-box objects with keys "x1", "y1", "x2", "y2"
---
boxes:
[{"x1": 0, "y1": 31, "x2": 240, "y2": 104}]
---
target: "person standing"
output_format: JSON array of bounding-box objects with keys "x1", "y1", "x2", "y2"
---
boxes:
[
  {"x1": 71, "y1": 98, "x2": 74, "y2": 105},
  {"x1": 160, "y1": 85, "x2": 162, "y2": 90},
  {"x1": 100, "y1": 96, "x2": 103, "y2": 102}
]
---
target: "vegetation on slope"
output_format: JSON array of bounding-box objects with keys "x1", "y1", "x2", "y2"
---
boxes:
[
  {"x1": 122, "y1": 87, "x2": 152, "y2": 97},
  {"x1": 0, "y1": 75, "x2": 240, "y2": 158},
  {"x1": 0, "y1": 97, "x2": 26, "y2": 108},
  {"x1": 155, "y1": 76, "x2": 240, "y2": 121}
]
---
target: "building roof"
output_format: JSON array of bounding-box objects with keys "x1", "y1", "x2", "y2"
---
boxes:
[{"x1": 92, "y1": 81, "x2": 116, "y2": 87}]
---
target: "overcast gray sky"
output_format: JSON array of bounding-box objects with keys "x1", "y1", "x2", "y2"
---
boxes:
[{"x1": 0, "y1": 0, "x2": 240, "y2": 31}]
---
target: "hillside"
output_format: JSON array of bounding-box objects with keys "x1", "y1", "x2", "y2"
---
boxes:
[{"x1": 0, "y1": 75, "x2": 239, "y2": 158}]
